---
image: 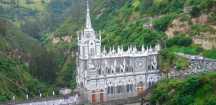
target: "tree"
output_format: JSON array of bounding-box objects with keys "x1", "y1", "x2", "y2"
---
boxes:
[
  {"x1": 139, "y1": 0, "x2": 153, "y2": 13},
  {"x1": 29, "y1": 50, "x2": 57, "y2": 84},
  {"x1": 166, "y1": 36, "x2": 192, "y2": 47},
  {"x1": 206, "y1": 96, "x2": 216, "y2": 105},
  {"x1": 153, "y1": 13, "x2": 176, "y2": 32},
  {"x1": 190, "y1": 6, "x2": 201, "y2": 17}
]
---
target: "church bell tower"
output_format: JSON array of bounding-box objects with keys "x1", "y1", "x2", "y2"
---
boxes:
[{"x1": 77, "y1": 0, "x2": 101, "y2": 59}]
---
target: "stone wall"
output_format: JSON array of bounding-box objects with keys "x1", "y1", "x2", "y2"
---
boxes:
[{"x1": 168, "y1": 53, "x2": 216, "y2": 78}]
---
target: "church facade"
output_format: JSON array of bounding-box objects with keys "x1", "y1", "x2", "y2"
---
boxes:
[{"x1": 76, "y1": 1, "x2": 161, "y2": 103}]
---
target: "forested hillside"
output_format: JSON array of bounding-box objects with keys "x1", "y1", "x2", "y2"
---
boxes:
[
  {"x1": 0, "y1": 18, "x2": 53, "y2": 101},
  {"x1": 0, "y1": 0, "x2": 78, "y2": 101},
  {"x1": 0, "y1": 0, "x2": 216, "y2": 103}
]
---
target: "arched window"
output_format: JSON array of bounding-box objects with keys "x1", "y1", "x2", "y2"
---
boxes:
[
  {"x1": 107, "y1": 87, "x2": 111, "y2": 94},
  {"x1": 98, "y1": 68, "x2": 101, "y2": 75},
  {"x1": 129, "y1": 84, "x2": 133, "y2": 92},
  {"x1": 131, "y1": 67, "x2": 134, "y2": 72},
  {"x1": 125, "y1": 66, "x2": 129, "y2": 72},
  {"x1": 90, "y1": 48, "x2": 94, "y2": 56},
  {"x1": 126, "y1": 84, "x2": 133, "y2": 93},
  {"x1": 106, "y1": 68, "x2": 110, "y2": 74},
  {"x1": 117, "y1": 85, "x2": 124, "y2": 93},
  {"x1": 110, "y1": 86, "x2": 114, "y2": 94},
  {"x1": 117, "y1": 86, "x2": 121, "y2": 93},
  {"x1": 107, "y1": 86, "x2": 114, "y2": 95}
]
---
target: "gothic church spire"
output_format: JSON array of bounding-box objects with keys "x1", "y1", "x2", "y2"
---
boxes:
[{"x1": 85, "y1": 0, "x2": 92, "y2": 29}]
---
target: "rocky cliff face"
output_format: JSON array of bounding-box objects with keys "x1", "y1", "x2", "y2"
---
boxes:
[
  {"x1": 165, "y1": 16, "x2": 190, "y2": 38},
  {"x1": 193, "y1": 33, "x2": 216, "y2": 50}
]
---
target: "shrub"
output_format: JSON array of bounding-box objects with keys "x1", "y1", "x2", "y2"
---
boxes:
[
  {"x1": 191, "y1": 24, "x2": 216, "y2": 35},
  {"x1": 190, "y1": 6, "x2": 201, "y2": 17},
  {"x1": 206, "y1": 96, "x2": 216, "y2": 105},
  {"x1": 153, "y1": 13, "x2": 177, "y2": 31},
  {"x1": 166, "y1": 36, "x2": 192, "y2": 47},
  {"x1": 202, "y1": 49, "x2": 216, "y2": 59},
  {"x1": 175, "y1": 57, "x2": 189, "y2": 70}
]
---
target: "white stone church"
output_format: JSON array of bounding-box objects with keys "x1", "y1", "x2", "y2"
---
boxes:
[{"x1": 76, "y1": 0, "x2": 161, "y2": 103}]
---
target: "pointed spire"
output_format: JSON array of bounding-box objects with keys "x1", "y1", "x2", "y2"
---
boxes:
[
  {"x1": 117, "y1": 45, "x2": 121, "y2": 54},
  {"x1": 142, "y1": 45, "x2": 145, "y2": 52},
  {"x1": 103, "y1": 47, "x2": 106, "y2": 54},
  {"x1": 109, "y1": 47, "x2": 112, "y2": 55},
  {"x1": 146, "y1": 46, "x2": 149, "y2": 52},
  {"x1": 99, "y1": 31, "x2": 102, "y2": 41},
  {"x1": 149, "y1": 45, "x2": 153, "y2": 52},
  {"x1": 85, "y1": 0, "x2": 92, "y2": 29},
  {"x1": 112, "y1": 46, "x2": 115, "y2": 53}
]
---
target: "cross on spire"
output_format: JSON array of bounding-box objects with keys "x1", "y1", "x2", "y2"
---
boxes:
[{"x1": 85, "y1": 0, "x2": 92, "y2": 29}]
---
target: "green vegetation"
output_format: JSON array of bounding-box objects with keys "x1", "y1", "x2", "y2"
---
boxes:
[
  {"x1": 191, "y1": 24, "x2": 216, "y2": 35},
  {"x1": 203, "y1": 49, "x2": 216, "y2": 59},
  {"x1": 150, "y1": 72, "x2": 216, "y2": 105},
  {"x1": 0, "y1": 17, "x2": 56, "y2": 102},
  {"x1": 166, "y1": 37, "x2": 216, "y2": 59},
  {"x1": 166, "y1": 35, "x2": 192, "y2": 47},
  {"x1": 0, "y1": 0, "x2": 80, "y2": 99},
  {"x1": 153, "y1": 13, "x2": 177, "y2": 32}
]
